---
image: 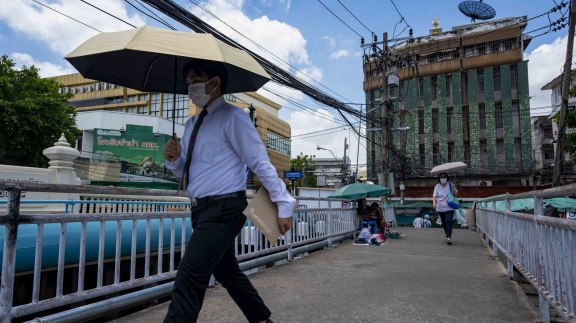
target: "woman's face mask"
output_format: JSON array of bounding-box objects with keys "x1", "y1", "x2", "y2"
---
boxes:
[
  {"x1": 188, "y1": 78, "x2": 216, "y2": 107},
  {"x1": 440, "y1": 178, "x2": 448, "y2": 184}
]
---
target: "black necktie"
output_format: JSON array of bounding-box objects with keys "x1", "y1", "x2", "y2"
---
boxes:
[{"x1": 179, "y1": 109, "x2": 208, "y2": 191}]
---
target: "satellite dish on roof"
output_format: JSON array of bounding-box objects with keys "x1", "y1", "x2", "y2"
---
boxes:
[{"x1": 458, "y1": 0, "x2": 496, "y2": 23}]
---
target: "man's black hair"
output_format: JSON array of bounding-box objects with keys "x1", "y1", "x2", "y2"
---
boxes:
[{"x1": 182, "y1": 59, "x2": 228, "y2": 93}]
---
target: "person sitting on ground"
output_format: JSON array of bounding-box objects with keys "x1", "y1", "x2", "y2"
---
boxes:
[
  {"x1": 354, "y1": 222, "x2": 372, "y2": 245},
  {"x1": 423, "y1": 214, "x2": 432, "y2": 228},
  {"x1": 370, "y1": 202, "x2": 386, "y2": 233},
  {"x1": 413, "y1": 216, "x2": 424, "y2": 228}
]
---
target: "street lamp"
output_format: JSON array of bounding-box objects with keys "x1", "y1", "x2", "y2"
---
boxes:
[
  {"x1": 317, "y1": 145, "x2": 343, "y2": 186},
  {"x1": 316, "y1": 145, "x2": 337, "y2": 160},
  {"x1": 244, "y1": 104, "x2": 257, "y2": 191}
]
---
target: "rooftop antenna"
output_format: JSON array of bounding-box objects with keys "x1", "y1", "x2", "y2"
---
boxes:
[{"x1": 458, "y1": 0, "x2": 496, "y2": 23}]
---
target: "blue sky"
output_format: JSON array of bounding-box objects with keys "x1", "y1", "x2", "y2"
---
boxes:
[{"x1": 0, "y1": 0, "x2": 571, "y2": 165}]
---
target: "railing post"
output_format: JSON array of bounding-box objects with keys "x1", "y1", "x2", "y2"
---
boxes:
[
  {"x1": 492, "y1": 243, "x2": 498, "y2": 257},
  {"x1": 0, "y1": 189, "x2": 21, "y2": 322},
  {"x1": 533, "y1": 197, "x2": 544, "y2": 217},
  {"x1": 539, "y1": 294, "x2": 550, "y2": 323},
  {"x1": 507, "y1": 259, "x2": 514, "y2": 280},
  {"x1": 286, "y1": 217, "x2": 293, "y2": 261},
  {"x1": 327, "y1": 200, "x2": 333, "y2": 247}
]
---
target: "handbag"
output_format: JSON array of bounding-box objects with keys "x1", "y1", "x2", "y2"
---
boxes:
[{"x1": 447, "y1": 183, "x2": 460, "y2": 209}]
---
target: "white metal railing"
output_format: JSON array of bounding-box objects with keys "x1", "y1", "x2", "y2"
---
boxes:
[
  {"x1": 0, "y1": 182, "x2": 355, "y2": 322},
  {"x1": 475, "y1": 183, "x2": 576, "y2": 323}
]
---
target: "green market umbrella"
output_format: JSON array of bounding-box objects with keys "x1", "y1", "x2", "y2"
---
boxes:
[
  {"x1": 544, "y1": 197, "x2": 576, "y2": 210},
  {"x1": 392, "y1": 201, "x2": 434, "y2": 208},
  {"x1": 327, "y1": 183, "x2": 391, "y2": 200},
  {"x1": 480, "y1": 194, "x2": 535, "y2": 211}
]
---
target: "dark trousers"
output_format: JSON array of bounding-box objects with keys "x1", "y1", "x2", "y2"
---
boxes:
[
  {"x1": 439, "y1": 211, "x2": 454, "y2": 238},
  {"x1": 164, "y1": 196, "x2": 271, "y2": 323}
]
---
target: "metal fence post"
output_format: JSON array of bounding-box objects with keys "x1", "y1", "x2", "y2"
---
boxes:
[
  {"x1": 327, "y1": 201, "x2": 333, "y2": 248},
  {"x1": 539, "y1": 294, "x2": 550, "y2": 323},
  {"x1": 0, "y1": 189, "x2": 21, "y2": 323},
  {"x1": 507, "y1": 259, "x2": 515, "y2": 279},
  {"x1": 286, "y1": 217, "x2": 293, "y2": 261}
]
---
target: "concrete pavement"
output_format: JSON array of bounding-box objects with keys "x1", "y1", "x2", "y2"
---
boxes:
[{"x1": 112, "y1": 227, "x2": 538, "y2": 323}]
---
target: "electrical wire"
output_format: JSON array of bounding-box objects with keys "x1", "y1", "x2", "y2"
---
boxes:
[
  {"x1": 336, "y1": 0, "x2": 374, "y2": 35},
  {"x1": 262, "y1": 88, "x2": 350, "y2": 126},
  {"x1": 389, "y1": 0, "x2": 412, "y2": 30},
  {"x1": 292, "y1": 123, "x2": 359, "y2": 138},
  {"x1": 292, "y1": 128, "x2": 351, "y2": 141},
  {"x1": 80, "y1": 0, "x2": 137, "y2": 28},
  {"x1": 31, "y1": 0, "x2": 102, "y2": 32},
  {"x1": 124, "y1": 0, "x2": 176, "y2": 30},
  {"x1": 316, "y1": 0, "x2": 364, "y2": 38},
  {"x1": 135, "y1": 0, "x2": 177, "y2": 29}
]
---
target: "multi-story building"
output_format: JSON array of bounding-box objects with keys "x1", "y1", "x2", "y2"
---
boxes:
[
  {"x1": 540, "y1": 72, "x2": 576, "y2": 178},
  {"x1": 313, "y1": 157, "x2": 352, "y2": 188},
  {"x1": 51, "y1": 73, "x2": 292, "y2": 188},
  {"x1": 363, "y1": 17, "x2": 533, "y2": 186}
]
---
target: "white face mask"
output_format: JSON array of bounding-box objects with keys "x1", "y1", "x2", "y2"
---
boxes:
[
  {"x1": 440, "y1": 178, "x2": 448, "y2": 185},
  {"x1": 188, "y1": 78, "x2": 216, "y2": 107}
]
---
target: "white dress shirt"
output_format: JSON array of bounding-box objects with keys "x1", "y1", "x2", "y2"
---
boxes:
[{"x1": 165, "y1": 97, "x2": 296, "y2": 218}]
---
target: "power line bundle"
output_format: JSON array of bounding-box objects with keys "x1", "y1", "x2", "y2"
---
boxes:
[{"x1": 141, "y1": 0, "x2": 369, "y2": 134}]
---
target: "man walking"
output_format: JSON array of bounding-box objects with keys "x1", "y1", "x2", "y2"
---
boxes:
[{"x1": 163, "y1": 60, "x2": 296, "y2": 323}]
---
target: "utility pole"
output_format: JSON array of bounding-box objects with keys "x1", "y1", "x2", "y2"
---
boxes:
[
  {"x1": 342, "y1": 137, "x2": 348, "y2": 184},
  {"x1": 380, "y1": 32, "x2": 389, "y2": 188},
  {"x1": 356, "y1": 105, "x2": 362, "y2": 182},
  {"x1": 552, "y1": 0, "x2": 576, "y2": 187}
]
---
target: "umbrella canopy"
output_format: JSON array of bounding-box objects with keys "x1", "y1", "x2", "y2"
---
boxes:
[
  {"x1": 430, "y1": 161, "x2": 468, "y2": 174},
  {"x1": 480, "y1": 194, "x2": 535, "y2": 212},
  {"x1": 392, "y1": 201, "x2": 433, "y2": 208},
  {"x1": 545, "y1": 197, "x2": 576, "y2": 210},
  {"x1": 65, "y1": 26, "x2": 270, "y2": 95},
  {"x1": 327, "y1": 183, "x2": 391, "y2": 200}
]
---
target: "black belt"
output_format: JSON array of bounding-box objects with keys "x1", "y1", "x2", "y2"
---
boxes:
[{"x1": 192, "y1": 191, "x2": 246, "y2": 206}]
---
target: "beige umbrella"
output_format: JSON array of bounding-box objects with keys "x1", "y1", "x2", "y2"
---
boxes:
[
  {"x1": 430, "y1": 161, "x2": 468, "y2": 174},
  {"x1": 65, "y1": 26, "x2": 270, "y2": 131}
]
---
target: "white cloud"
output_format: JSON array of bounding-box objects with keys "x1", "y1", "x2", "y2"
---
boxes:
[
  {"x1": 526, "y1": 36, "x2": 575, "y2": 114},
  {"x1": 0, "y1": 0, "x2": 145, "y2": 56},
  {"x1": 11, "y1": 52, "x2": 74, "y2": 77},
  {"x1": 190, "y1": 0, "x2": 319, "y2": 75},
  {"x1": 330, "y1": 49, "x2": 351, "y2": 60}
]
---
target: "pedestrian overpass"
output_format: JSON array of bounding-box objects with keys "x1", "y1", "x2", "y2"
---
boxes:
[{"x1": 0, "y1": 182, "x2": 574, "y2": 322}]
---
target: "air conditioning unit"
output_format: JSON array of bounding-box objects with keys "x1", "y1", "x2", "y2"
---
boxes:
[{"x1": 479, "y1": 180, "x2": 492, "y2": 186}]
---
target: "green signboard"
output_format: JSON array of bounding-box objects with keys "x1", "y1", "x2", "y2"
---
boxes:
[{"x1": 93, "y1": 125, "x2": 171, "y2": 176}]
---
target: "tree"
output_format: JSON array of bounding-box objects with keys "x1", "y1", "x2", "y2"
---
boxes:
[
  {"x1": 290, "y1": 153, "x2": 317, "y2": 187},
  {"x1": 0, "y1": 55, "x2": 78, "y2": 167}
]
